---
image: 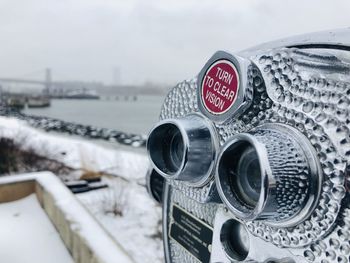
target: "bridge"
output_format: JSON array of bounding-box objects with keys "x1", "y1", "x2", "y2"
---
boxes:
[{"x1": 0, "y1": 68, "x2": 53, "y2": 94}]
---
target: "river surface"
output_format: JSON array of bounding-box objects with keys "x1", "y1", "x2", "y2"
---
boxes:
[{"x1": 23, "y1": 96, "x2": 165, "y2": 135}]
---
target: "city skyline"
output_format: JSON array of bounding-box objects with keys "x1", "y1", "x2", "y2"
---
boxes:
[{"x1": 0, "y1": 0, "x2": 349, "y2": 85}]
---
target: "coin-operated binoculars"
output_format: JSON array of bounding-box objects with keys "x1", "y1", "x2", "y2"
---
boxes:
[{"x1": 146, "y1": 29, "x2": 350, "y2": 263}]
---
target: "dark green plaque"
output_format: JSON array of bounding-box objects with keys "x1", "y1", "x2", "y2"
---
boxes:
[{"x1": 169, "y1": 204, "x2": 213, "y2": 263}]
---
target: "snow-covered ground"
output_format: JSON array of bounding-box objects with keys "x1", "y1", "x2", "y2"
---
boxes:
[
  {"x1": 77, "y1": 178, "x2": 163, "y2": 263},
  {"x1": 0, "y1": 194, "x2": 74, "y2": 263},
  {"x1": 0, "y1": 116, "x2": 164, "y2": 263},
  {"x1": 0, "y1": 116, "x2": 149, "y2": 181}
]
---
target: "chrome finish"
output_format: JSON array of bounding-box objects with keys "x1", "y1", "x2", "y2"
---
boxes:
[
  {"x1": 219, "y1": 218, "x2": 250, "y2": 261},
  {"x1": 147, "y1": 114, "x2": 217, "y2": 187},
  {"x1": 240, "y1": 27, "x2": 350, "y2": 56},
  {"x1": 148, "y1": 29, "x2": 350, "y2": 263},
  {"x1": 210, "y1": 207, "x2": 302, "y2": 263},
  {"x1": 197, "y1": 51, "x2": 254, "y2": 124},
  {"x1": 146, "y1": 167, "x2": 165, "y2": 203},
  {"x1": 162, "y1": 182, "x2": 171, "y2": 263},
  {"x1": 216, "y1": 124, "x2": 322, "y2": 226}
]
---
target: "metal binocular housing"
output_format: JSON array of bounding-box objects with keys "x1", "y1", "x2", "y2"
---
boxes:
[{"x1": 146, "y1": 29, "x2": 350, "y2": 263}]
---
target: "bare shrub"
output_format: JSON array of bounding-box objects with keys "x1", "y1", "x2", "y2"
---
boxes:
[
  {"x1": 0, "y1": 138, "x2": 21, "y2": 174},
  {"x1": 0, "y1": 137, "x2": 73, "y2": 177},
  {"x1": 101, "y1": 179, "x2": 128, "y2": 217}
]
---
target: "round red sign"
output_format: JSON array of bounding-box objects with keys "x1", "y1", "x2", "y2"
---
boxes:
[{"x1": 201, "y1": 60, "x2": 239, "y2": 115}]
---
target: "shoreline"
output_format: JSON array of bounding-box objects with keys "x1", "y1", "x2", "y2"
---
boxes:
[{"x1": 1, "y1": 108, "x2": 147, "y2": 149}]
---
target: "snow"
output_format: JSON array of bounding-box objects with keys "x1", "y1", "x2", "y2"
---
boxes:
[
  {"x1": 34, "y1": 172, "x2": 135, "y2": 263},
  {"x1": 0, "y1": 172, "x2": 136, "y2": 263},
  {"x1": 0, "y1": 194, "x2": 74, "y2": 263},
  {"x1": 77, "y1": 177, "x2": 164, "y2": 263},
  {"x1": 0, "y1": 117, "x2": 164, "y2": 263},
  {"x1": 0, "y1": 116, "x2": 149, "y2": 181}
]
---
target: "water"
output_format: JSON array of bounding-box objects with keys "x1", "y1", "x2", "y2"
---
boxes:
[{"x1": 23, "y1": 96, "x2": 165, "y2": 135}]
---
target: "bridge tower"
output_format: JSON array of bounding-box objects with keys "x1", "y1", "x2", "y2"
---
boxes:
[{"x1": 45, "y1": 68, "x2": 52, "y2": 95}]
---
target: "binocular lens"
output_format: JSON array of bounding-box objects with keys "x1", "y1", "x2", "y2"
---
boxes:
[
  {"x1": 220, "y1": 142, "x2": 262, "y2": 209},
  {"x1": 146, "y1": 168, "x2": 165, "y2": 204},
  {"x1": 148, "y1": 123, "x2": 185, "y2": 175},
  {"x1": 216, "y1": 125, "x2": 321, "y2": 224},
  {"x1": 235, "y1": 146, "x2": 261, "y2": 206},
  {"x1": 168, "y1": 130, "x2": 184, "y2": 171},
  {"x1": 147, "y1": 115, "x2": 216, "y2": 186},
  {"x1": 220, "y1": 219, "x2": 250, "y2": 261}
]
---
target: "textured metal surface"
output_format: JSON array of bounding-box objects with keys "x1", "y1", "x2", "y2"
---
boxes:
[
  {"x1": 239, "y1": 28, "x2": 350, "y2": 56},
  {"x1": 248, "y1": 47, "x2": 349, "y2": 261},
  {"x1": 216, "y1": 124, "x2": 321, "y2": 226},
  {"x1": 157, "y1": 43, "x2": 350, "y2": 262},
  {"x1": 252, "y1": 128, "x2": 311, "y2": 221}
]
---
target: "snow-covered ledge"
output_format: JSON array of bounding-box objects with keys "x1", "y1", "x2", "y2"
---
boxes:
[{"x1": 0, "y1": 172, "x2": 134, "y2": 263}]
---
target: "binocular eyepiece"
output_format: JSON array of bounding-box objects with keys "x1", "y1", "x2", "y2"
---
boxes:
[
  {"x1": 147, "y1": 114, "x2": 217, "y2": 187},
  {"x1": 216, "y1": 124, "x2": 321, "y2": 226},
  {"x1": 148, "y1": 116, "x2": 321, "y2": 226},
  {"x1": 145, "y1": 38, "x2": 350, "y2": 263}
]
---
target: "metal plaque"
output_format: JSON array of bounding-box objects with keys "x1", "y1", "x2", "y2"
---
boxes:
[{"x1": 169, "y1": 204, "x2": 213, "y2": 263}]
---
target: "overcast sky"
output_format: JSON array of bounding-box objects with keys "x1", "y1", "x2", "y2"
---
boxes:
[{"x1": 0, "y1": 0, "x2": 349, "y2": 85}]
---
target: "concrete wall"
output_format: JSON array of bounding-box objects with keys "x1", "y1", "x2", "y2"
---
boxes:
[{"x1": 0, "y1": 172, "x2": 134, "y2": 263}]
